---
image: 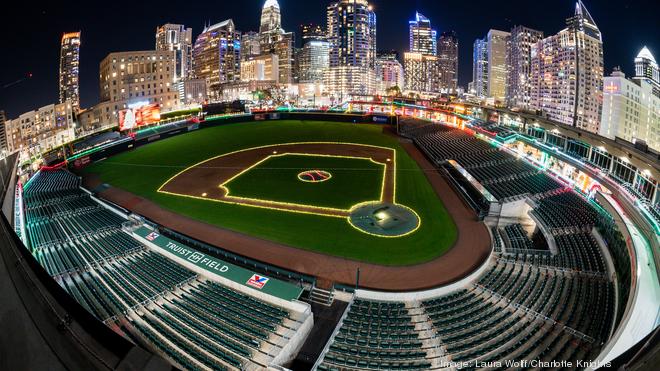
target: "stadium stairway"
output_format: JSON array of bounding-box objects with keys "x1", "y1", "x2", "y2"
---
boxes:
[
  {"x1": 317, "y1": 254, "x2": 613, "y2": 370},
  {"x1": 310, "y1": 286, "x2": 335, "y2": 306},
  {"x1": 21, "y1": 169, "x2": 312, "y2": 371}
]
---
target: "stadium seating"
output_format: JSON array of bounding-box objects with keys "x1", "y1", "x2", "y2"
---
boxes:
[
  {"x1": 23, "y1": 169, "x2": 308, "y2": 370},
  {"x1": 501, "y1": 224, "x2": 534, "y2": 251},
  {"x1": 320, "y1": 299, "x2": 433, "y2": 369},
  {"x1": 23, "y1": 116, "x2": 624, "y2": 370},
  {"x1": 318, "y1": 120, "x2": 617, "y2": 370},
  {"x1": 319, "y1": 259, "x2": 613, "y2": 369}
]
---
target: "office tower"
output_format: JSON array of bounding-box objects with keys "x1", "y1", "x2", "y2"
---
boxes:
[
  {"x1": 325, "y1": 0, "x2": 377, "y2": 97},
  {"x1": 192, "y1": 19, "x2": 242, "y2": 93},
  {"x1": 405, "y1": 12, "x2": 441, "y2": 94},
  {"x1": 155, "y1": 24, "x2": 193, "y2": 82},
  {"x1": 99, "y1": 50, "x2": 179, "y2": 110},
  {"x1": 260, "y1": 0, "x2": 281, "y2": 33},
  {"x1": 506, "y1": 26, "x2": 543, "y2": 109},
  {"x1": 298, "y1": 40, "x2": 330, "y2": 83},
  {"x1": 404, "y1": 53, "x2": 440, "y2": 93},
  {"x1": 530, "y1": 1, "x2": 603, "y2": 133},
  {"x1": 241, "y1": 32, "x2": 262, "y2": 61},
  {"x1": 409, "y1": 12, "x2": 437, "y2": 55},
  {"x1": 438, "y1": 31, "x2": 459, "y2": 92},
  {"x1": 300, "y1": 23, "x2": 326, "y2": 43},
  {"x1": 633, "y1": 46, "x2": 660, "y2": 98},
  {"x1": 59, "y1": 32, "x2": 81, "y2": 112},
  {"x1": 485, "y1": 30, "x2": 510, "y2": 102},
  {"x1": 600, "y1": 67, "x2": 660, "y2": 152},
  {"x1": 258, "y1": 0, "x2": 295, "y2": 84},
  {"x1": 471, "y1": 38, "x2": 488, "y2": 97},
  {"x1": 376, "y1": 52, "x2": 404, "y2": 93},
  {"x1": 0, "y1": 110, "x2": 7, "y2": 153}
]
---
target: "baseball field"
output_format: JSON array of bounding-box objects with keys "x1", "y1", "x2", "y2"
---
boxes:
[{"x1": 83, "y1": 120, "x2": 458, "y2": 265}]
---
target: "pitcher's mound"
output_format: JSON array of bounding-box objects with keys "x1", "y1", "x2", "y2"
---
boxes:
[{"x1": 348, "y1": 202, "x2": 420, "y2": 237}]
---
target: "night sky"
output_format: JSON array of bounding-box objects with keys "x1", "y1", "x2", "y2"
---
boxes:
[{"x1": 1, "y1": 0, "x2": 658, "y2": 118}]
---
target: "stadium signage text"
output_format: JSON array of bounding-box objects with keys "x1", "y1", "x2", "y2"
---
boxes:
[
  {"x1": 135, "y1": 226, "x2": 303, "y2": 301},
  {"x1": 164, "y1": 241, "x2": 230, "y2": 273}
]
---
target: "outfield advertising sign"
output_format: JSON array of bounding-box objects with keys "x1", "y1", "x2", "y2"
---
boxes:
[{"x1": 135, "y1": 226, "x2": 303, "y2": 301}]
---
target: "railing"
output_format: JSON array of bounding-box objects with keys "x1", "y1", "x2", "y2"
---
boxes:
[{"x1": 310, "y1": 294, "x2": 355, "y2": 371}]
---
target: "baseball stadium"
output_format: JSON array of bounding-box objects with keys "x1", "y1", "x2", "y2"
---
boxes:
[{"x1": 1, "y1": 105, "x2": 659, "y2": 371}]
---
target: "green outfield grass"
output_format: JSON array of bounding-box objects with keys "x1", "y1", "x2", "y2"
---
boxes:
[
  {"x1": 223, "y1": 154, "x2": 385, "y2": 210},
  {"x1": 83, "y1": 120, "x2": 457, "y2": 265}
]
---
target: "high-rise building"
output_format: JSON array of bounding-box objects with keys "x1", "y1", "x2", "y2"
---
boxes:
[
  {"x1": 155, "y1": 24, "x2": 193, "y2": 82},
  {"x1": 471, "y1": 38, "x2": 488, "y2": 97},
  {"x1": 0, "y1": 110, "x2": 8, "y2": 153},
  {"x1": 405, "y1": 12, "x2": 441, "y2": 94},
  {"x1": 486, "y1": 29, "x2": 510, "y2": 102},
  {"x1": 325, "y1": 0, "x2": 377, "y2": 97},
  {"x1": 260, "y1": 0, "x2": 281, "y2": 34},
  {"x1": 300, "y1": 23, "x2": 326, "y2": 43},
  {"x1": 272, "y1": 34, "x2": 295, "y2": 84},
  {"x1": 633, "y1": 46, "x2": 660, "y2": 98},
  {"x1": 258, "y1": 0, "x2": 295, "y2": 84},
  {"x1": 59, "y1": 32, "x2": 81, "y2": 112},
  {"x1": 530, "y1": 1, "x2": 603, "y2": 133},
  {"x1": 99, "y1": 50, "x2": 179, "y2": 111},
  {"x1": 192, "y1": 19, "x2": 242, "y2": 95},
  {"x1": 409, "y1": 12, "x2": 437, "y2": 56},
  {"x1": 438, "y1": 31, "x2": 459, "y2": 92},
  {"x1": 506, "y1": 26, "x2": 544, "y2": 109},
  {"x1": 376, "y1": 52, "x2": 404, "y2": 93},
  {"x1": 241, "y1": 32, "x2": 262, "y2": 61},
  {"x1": 600, "y1": 68, "x2": 659, "y2": 152},
  {"x1": 404, "y1": 53, "x2": 440, "y2": 93},
  {"x1": 298, "y1": 40, "x2": 330, "y2": 83}
]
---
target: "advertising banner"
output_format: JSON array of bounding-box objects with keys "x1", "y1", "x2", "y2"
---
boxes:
[{"x1": 119, "y1": 104, "x2": 161, "y2": 131}]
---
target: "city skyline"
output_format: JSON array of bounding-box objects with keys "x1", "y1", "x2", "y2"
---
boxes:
[{"x1": 0, "y1": 0, "x2": 658, "y2": 117}]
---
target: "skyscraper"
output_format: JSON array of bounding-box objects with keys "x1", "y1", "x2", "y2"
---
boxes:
[
  {"x1": 192, "y1": 20, "x2": 241, "y2": 95},
  {"x1": 471, "y1": 38, "x2": 488, "y2": 97},
  {"x1": 530, "y1": 1, "x2": 603, "y2": 133},
  {"x1": 506, "y1": 26, "x2": 543, "y2": 109},
  {"x1": 633, "y1": 46, "x2": 660, "y2": 98},
  {"x1": 298, "y1": 40, "x2": 330, "y2": 83},
  {"x1": 404, "y1": 53, "x2": 440, "y2": 93},
  {"x1": 300, "y1": 23, "x2": 326, "y2": 43},
  {"x1": 409, "y1": 12, "x2": 437, "y2": 56},
  {"x1": 486, "y1": 29, "x2": 510, "y2": 102},
  {"x1": 258, "y1": 0, "x2": 295, "y2": 84},
  {"x1": 438, "y1": 31, "x2": 459, "y2": 92},
  {"x1": 0, "y1": 110, "x2": 8, "y2": 153},
  {"x1": 155, "y1": 24, "x2": 193, "y2": 82},
  {"x1": 241, "y1": 32, "x2": 262, "y2": 61},
  {"x1": 325, "y1": 0, "x2": 377, "y2": 97},
  {"x1": 59, "y1": 32, "x2": 81, "y2": 112},
  {"x1": 260, "y1": 0, "x2": 281, "y2": 34},
  {"x1": 405, "y1": 12, "x2": 440, "y2": 94}
]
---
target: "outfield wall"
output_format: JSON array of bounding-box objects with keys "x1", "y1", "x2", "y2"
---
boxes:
[{"x1": 71, "y1": 111, "x2": 395, "y2": 170}]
